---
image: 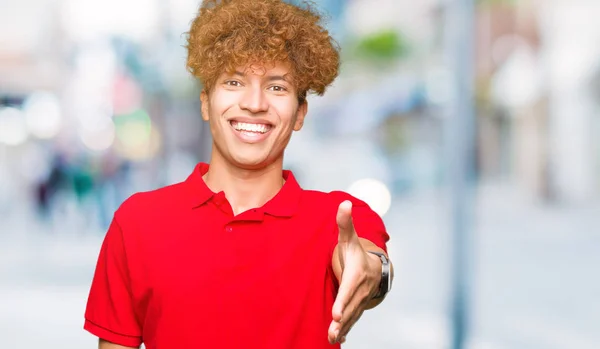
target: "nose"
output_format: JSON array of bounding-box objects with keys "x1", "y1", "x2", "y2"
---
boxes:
[{"x1": 239, "y1": 85, "x2": 269, "y2": 114}]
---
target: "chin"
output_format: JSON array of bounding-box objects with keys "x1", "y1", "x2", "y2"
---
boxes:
[{"x1": 229, "y1": 154, "x2": 273, "y2": 170}]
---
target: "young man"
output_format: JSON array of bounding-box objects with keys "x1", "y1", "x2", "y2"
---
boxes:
[{"x1": 84, "y1": 1, "x2": 393, "y2": 348}]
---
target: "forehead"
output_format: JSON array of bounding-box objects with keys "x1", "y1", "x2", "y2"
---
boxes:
[{"x1": 225, "y1": 61, "x2": 294, "y2": 80}]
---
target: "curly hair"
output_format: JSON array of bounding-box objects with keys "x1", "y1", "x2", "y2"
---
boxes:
[{"x1": 186, "y1": 0, "x2": 340, "y2": 100}]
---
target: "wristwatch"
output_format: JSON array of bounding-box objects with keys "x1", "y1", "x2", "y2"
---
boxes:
[{"x1": 367, "y1": 251, "x2": 391, "y2": 300}]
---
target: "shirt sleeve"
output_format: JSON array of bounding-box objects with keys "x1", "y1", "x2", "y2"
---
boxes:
[
  {"x1": 329, "y1": 191, "x2": 390, "y2": 254},
  {"x1": 351, "y1": 200, "x2": 390, "y2": 253},
  {"x1": 84, "y1": 217, "x2": 143, "y2": 347}
]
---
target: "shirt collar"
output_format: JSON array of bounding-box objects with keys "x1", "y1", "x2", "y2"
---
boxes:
[
  {"x1": 185, "y1": 162, "x2": 302, "y2": 217},
  {"x1": 185, "y1": 162, "x2": 215, "y2": 208},
  {"x1": 262, "y1": 169, "x2": 302, "y2": 217}
]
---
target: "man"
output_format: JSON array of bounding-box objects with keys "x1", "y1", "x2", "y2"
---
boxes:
[{"x1": 84, "y1": 0, "x2": 394, "y2": 348}]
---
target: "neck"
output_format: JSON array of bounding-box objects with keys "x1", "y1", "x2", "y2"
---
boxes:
[{"x1": 203, "y1": 150, "x2": 285, "y2": 216}]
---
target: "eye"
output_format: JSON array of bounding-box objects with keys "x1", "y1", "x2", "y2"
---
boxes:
[
  {"x1": 269, "y1": 85, "x2": 287, "y2": 92},
  {"x1": 225, "y1": 80, "x2": 242, "y2": 87}
]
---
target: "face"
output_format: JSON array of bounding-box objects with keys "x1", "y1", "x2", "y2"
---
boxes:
[{"x1": 200, "y1": 61, "x2": 307, "y2": 170}]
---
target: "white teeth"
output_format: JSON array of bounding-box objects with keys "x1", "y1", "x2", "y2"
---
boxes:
[{"x1": 231, "y1": 121, "x2": 270, "y2": 133}]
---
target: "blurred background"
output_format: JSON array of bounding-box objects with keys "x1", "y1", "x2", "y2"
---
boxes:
[{"x1": 1, "y1": 0, "x2": 599, "y2": 348}]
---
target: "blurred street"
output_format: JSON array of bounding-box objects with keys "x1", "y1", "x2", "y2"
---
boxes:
[
  {"x1": 2, "y1": 0, "x2": 600, "y2": 348},
  {"x1": 2, "y1": 181, "x2": 598, "y2": 349}
]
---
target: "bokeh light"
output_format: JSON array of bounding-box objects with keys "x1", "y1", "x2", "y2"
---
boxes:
[
  {"x1": 347, "y1": 178, "x2": 393, "y2": 217},
  {"x1": 0, "y1": 107, "x2": 29, "y2": 146},
  {"x1": 114, "y1": 109, "x2": 159, "y2": 160},
  {"x1": 79, "y1": 117, "x2": 116, "y2": 151},
  {"x1": 23, "y1": 92, "x2": 63, "y2": 139},
  {"x1": 61, "y1": 0, "x2": 160, "y2": 42}
]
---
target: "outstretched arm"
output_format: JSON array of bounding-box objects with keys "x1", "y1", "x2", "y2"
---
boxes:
[{"x1": 329, "y1": 200, "x2": 395, "y2": 344}]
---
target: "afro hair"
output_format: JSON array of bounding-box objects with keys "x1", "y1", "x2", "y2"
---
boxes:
[{"x1": 186, "y1": 0, "x2": 340, "y2": 100}]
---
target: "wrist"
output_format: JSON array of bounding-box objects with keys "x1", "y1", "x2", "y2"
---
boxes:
[
  {"x1": 366, "y1": 250, "x2": 391, "y2": 300},
  {"x1": 366, "y1": 252, "x2": 383, "y2": 277},
  {"x1": 366, "y1": 252, "x2": 382, "y2": 296}
]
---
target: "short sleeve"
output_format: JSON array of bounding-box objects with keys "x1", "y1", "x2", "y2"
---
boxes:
[
  {"x1": 351, "y1": 201, "x2": 390, "y2": 253},
  {"x1": 84, "y1": 218, "x2": 143, "y2": 347},
  {"x1": 329, "y1": 191, "x2": 390, "y2": 254}
]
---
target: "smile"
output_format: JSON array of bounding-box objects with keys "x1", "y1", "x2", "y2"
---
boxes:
[
  {"x1": 230, "y1": 121, "x2": 272, "y2": 134},
  {"x1": 229, "y1": 120, "x2": 273, "y2": 143}
]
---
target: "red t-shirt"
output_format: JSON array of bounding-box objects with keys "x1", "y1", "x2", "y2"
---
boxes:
[{"x1": 84, "y1": 163, "x2": 389, "y2": 349}]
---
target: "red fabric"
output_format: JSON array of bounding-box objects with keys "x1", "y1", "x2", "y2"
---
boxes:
[{"x1": 84, "y1": 162, "x2": 389, "y2": 349}]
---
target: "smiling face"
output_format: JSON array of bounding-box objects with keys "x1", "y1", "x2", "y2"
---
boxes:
[{"x1": 201, "y1": 61, "x2": 307, "y2": 170}]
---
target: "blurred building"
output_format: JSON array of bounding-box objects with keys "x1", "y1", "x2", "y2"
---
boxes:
[{"x1": 475, "y1": 0, "x2": 600, "y2": 203}]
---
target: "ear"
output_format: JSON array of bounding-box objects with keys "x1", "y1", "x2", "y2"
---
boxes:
[
  {"x1": 293, "y1": 100, "x2": 308, "y2": 131},
  {"x1": 200, "y1": 90, "x2": 210, "y2": 122}
]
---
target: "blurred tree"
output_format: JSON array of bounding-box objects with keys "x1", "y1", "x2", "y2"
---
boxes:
[{"x1": 353, "y1": 29, "x2": 409, "y2": 62}]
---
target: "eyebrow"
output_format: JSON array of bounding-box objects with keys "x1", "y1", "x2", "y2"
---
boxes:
[{"x1": 233, "y1": 71, "x2": 290, "y2": 83}]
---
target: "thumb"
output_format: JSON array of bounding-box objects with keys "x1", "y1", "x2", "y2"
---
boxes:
[{"x1": 336, "y1": 200, "x2": 357, "y2": 243}]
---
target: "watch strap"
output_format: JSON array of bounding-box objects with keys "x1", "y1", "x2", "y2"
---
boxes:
[{"x1": 367, "y1": 251, "x2": 391, "y2": 300}]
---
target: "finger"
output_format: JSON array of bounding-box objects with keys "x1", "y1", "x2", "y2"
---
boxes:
[
  {"x1": 336, "y1": 285, "x2": 368, "y2": 337},
  {"x1": 331, "y1": 307, "x2": 362, "y2": 345},
  {"x1": 338, "y1": 293, "x2": 361, "y2": 326},
  {"x1": 336, "y1": 200, "x2": 356, "y2": 242},
  {"x1": 339, "y1": 308, "x2": 365, "y2": 340},
  {"x1": 328, "y1": 321, "x2": 341, "y2": 344},
  {"x1": 332, "y1": 272, "x2": 358, "y2": 321},
  {"x1": 333, "y1": 260, "x2": 371, "y2": 321}
]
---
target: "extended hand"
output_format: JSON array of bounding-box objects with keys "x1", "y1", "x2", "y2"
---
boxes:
[{"x1": 328, "y1": 200, "x2": 382, "y2": 345}]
